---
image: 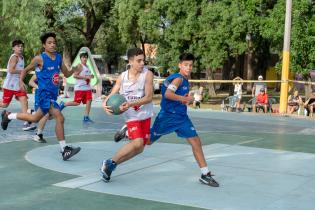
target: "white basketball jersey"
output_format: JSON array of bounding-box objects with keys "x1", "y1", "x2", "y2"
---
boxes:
[
  {"x1": 74, "y1": 64, "x2": 92, "y2": 91},
  {"x1": 119, "y1": 69, "x2": 153, "y2": 122},
  {"x1": 3, "y1": 54, "x2": 24, "y2": 91}
]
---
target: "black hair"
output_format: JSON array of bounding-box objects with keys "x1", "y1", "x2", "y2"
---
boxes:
[
  {"x1": 40, "y1": 32, "x2": 56, "y2": 44},
  {"x1": 127, "y1": 48, "x2": 144, "y2": 60},
  {"x1": 179, "y1": 53, "x2": 195, "y2": 62},
  {"x1": 12, "y1": 39, "x2": 24, "y2": 47},
  {"x1": 80, "y1": 52, "x2": 88, "y2": 58}
]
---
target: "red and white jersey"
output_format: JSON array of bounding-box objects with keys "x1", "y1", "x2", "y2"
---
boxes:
[
  {"x1": 74, "y1": 64, "x2": 92, "y2": 91},
  {"x1": 3, "y1": 54, "x2": 24, "y2": 91},
  {"x1": 119, "y1": 69, "x2": 153, "y2": 122}
]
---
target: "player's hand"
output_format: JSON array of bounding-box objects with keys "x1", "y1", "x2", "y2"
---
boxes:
[
  {"x1": 19, "y1": 81, "x2": 27, "y2": 92},
  {"x1": 119, "y1": 102, "x2": 130, "y2": 113},
  {"x1": 102, "y1": 98, "x2": 113, "y2": 115},
  {"x1": 181, "y1": 95, "x2": 194, "y2": 104}
]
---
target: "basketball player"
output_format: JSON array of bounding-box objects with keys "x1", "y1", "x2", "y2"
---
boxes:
[
  {"x1": 59, "y1": 51, "x2": 94, "y2": 123},
  {"x1": 1, "y1": 32, "x2": 81, "y2": 160},
  {"x1": 100, "y1": 47, "x2": 154, "y2": 182},
  {"x1": 28, "y1": 74, "x2": 50, "y2": 143},
  {"x1": 149, "y1": 53, "x2": 219, "y2": 187},
  {"x1": 0, "y1": 39, "x2": 36, "y2": 131}
]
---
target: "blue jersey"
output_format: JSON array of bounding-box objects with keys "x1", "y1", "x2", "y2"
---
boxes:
[
  {"x1": 160, "y1": 73, "x2": 190, "y2": 115},
  {"x1": 35, "y1": 52, "x2": 62, "y2": 114},
  {"x1": 36, "y1": 52, "x2": 62, "y2": 98}
]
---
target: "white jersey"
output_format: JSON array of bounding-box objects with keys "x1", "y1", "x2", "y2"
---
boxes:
[
  {"x1": 119, "y1": 69, "x2": 153, "y2": 122},
  {"x1": 3, "y1": 54, "x2": 24, "y2": 91},
  {"x1": 74, "y1": 64, "x2": 92, "y2": 91}
]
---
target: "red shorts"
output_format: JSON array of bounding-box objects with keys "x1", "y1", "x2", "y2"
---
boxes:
[
  {"x1": 74, "y1": 90, "x2": 92, "y2": 104},
  {"x1": 126, "y1": 118, "x2": 151, "y2": 145},
  {"x1": 2, "y1": 88, "x2": 27, "y2": 104}
]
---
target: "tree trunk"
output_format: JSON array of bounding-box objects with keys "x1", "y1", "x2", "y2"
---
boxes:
[
  {"x1": 205, "y1": 68, "x2": 216, "y2": 97},
  {"x1": 245, "y1": 51, "x2": 254, "y2": 92},
  {"x1": 305, "y1": 76, "x2": 312, "y2": 99}
]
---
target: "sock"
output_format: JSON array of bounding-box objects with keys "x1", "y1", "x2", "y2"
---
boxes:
[
  {"x1": 8, "y1": 113, "x2": 17, "y2": 120},
  {"x1": 37, "y1": 129, "x2": 43, "y2": 135},
  {"x1": 59, "y1": 140, "x2": 66, "y2": 152},
  {"x1": 200, "y1": 167, "x2": 210, "y2": 175}
]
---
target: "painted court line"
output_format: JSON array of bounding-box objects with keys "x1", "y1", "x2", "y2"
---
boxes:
[{"x1": 25, "y1": 142, "x2": 315, "y2": 210}]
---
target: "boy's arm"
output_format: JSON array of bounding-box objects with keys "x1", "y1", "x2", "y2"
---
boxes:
[
  {"x1": 72, "y1": 64, "x2": 85, "y2": 79},
  {"x1": 8, "y1": 55, "x2": 21, "y2": 74},
  {"x1": 28, "y1": 75, "x2": 38, "y2": 89},
  {"x1": 20, "y1": 56, "x2": 41, "y2": 92},
  {"x1": 61, "y1": 61, "x2": 76, "y2": 78},
  {"x1": 164, "y1": 78, "x2": 194, "y2": 103}
]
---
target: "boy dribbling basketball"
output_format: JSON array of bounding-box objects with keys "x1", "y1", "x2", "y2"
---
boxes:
[{"x1": 100, "y1": 48, "x2": 154, "y2": 182}]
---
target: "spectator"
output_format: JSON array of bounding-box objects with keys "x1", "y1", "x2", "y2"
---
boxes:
[
  {"x1": 252, "y1": 75, "x2": 267, "y2": 97},
  {"x1": 233, "y1": 76, "x2": 243, "y2": 111},
  {"x1": 253, "y1": 88, "x2": 269, "y2": 113},
  {"x1": 287, "y1": 89, "x2": 302, "y2": 114},
  {"x1": 304, "y1": 92, "x2": 315, "y2": 117}
]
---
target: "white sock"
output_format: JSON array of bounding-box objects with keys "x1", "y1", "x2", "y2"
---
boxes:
[
  {"x1": 59, "y1": 140, "x2": 66, "y2": 152},
  {"x1": 8, "y1": 113, "x2": 17, "y2": 120},
  {"x1": 37, "y1": 129, "x2": 43, "y2": 135},
  {"x1": 200, "y1": 167, "x2": 210, "y2": 175}
]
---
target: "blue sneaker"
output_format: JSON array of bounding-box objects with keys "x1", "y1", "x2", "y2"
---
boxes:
[
  {"x1": 83, "y1": 116, "x2": 94, "y2": 123},
  {"x1": 59, "y1": 101, "x2": 65, "y2": 111},
  {"x1": 100, "y1": 159, "x2": 117, "y2": 182}
]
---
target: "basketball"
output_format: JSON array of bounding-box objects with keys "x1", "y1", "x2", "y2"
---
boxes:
[{"x1": 106, "y1": 94, "x2": 127, "y2": 115}]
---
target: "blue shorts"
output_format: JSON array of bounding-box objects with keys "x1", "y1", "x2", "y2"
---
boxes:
[
  {"x1": 36, "y1": 91, "x2": 59, "y2": 114},
  {"x1": 150, "y1": 111, "x2": 198, "y2": 143}
]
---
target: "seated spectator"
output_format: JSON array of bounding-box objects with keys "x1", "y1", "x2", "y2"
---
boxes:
[
  {"x1": 233, "y1": 76, "x2": 243, "y2": 111},
  {"x1": 253, "y1": 88, "x2": 269, "y2": 113},
  {"x1": 287, "y1": 90, "x2": 302, "y2": 114},
  {"x1": 304, "y1": 93, "x2": 315, "y2": 117}
]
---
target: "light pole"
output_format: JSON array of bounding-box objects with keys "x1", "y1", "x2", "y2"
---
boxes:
[{"x1": 279, "y1": 0, "x2": 292, "y2": 114}]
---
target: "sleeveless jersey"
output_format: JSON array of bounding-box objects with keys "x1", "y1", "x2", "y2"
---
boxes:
[
  {"x1": 119, "y1": 69, "x2": 153, "y2": 122},
  {"x1": 74, "y1": 64, "x2": 92, "y2": 91},
  {"x1": 3, "y1": 54, "x2": 24, "y2": 91},
  {"x1": 35, "y1": 52, "x2": 62, "y2": 98},
  {"x1": 160, "y1": 73, "x2": 189, "y2": 115}
]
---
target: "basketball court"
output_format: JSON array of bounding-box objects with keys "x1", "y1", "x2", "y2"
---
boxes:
[{"x1": 0, "y1": 94, "x2": 315, "y2": 210}]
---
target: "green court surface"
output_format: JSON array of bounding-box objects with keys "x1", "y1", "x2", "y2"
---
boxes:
[{"x1": 1, "y1": 94, "x2": 315, "y2": 210}]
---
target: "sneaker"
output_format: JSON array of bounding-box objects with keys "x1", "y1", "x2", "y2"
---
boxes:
[
  {"x1": 23, "y1": 123, "x2": 37, "y2": 131},
  {"x1": 199, "y1": 172, "x2": 219, "y2": 187},
  {"x1": 1, "y1": 110, "x2": 11, "y2": 130},
  {"x1": 33, "y1": 133, "x2": 47, "y2": 143},
  {"x1": 114, "y1": 125, "x2": 127, "y2": 142},
  {"x1": 83, "y1": 116, "x2": 94, "y2": 123},
  {"x1": 59, "y1": 101, "x2": 65, "y2": 111},
  {"x1": 62, "y1": 145, "x2": 81, "y2": 161},
  {"x1": 100, "y1": 159, "x2": 117, "y2": 182}
]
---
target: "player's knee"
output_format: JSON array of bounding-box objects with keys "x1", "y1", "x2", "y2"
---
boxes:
[{"x1": 55, "y1": 114, "x2": 65, "y2": 124}]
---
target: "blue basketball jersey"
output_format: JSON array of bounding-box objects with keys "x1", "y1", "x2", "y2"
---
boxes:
[
  {"x1": 160, "y1": 73, "x2": 190, "y2": 115},
  {"x1": 36, "y1": 52, "x2": 62, "y2": 97}
]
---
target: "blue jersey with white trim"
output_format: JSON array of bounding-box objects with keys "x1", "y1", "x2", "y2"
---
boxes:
[
  {"x1": 35, "y1": 52, "x2": 62, "y2": 97},
  {"x1": 160, "y1": 73, "x2": 189, "y2": 115}
]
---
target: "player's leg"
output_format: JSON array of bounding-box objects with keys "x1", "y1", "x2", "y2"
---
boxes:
[
  {"x1": 49, "y1": 104, "x2": 81, "y2": 160},
  {"x1": 83, "y1": 90, "x2": 93, "y2": 123},
  {"x1": 1, "y1": 108, "x2": 44, "y2": 130},
  {"x1": 17, "y1": 95, "x2": 36, "y2": 131},
  {"x1": 176, "y1": 117, "x2": 219, "y2": 187},
  {"x1": 33, "y1": 114, "x2": 49, "y2": 143},
  {"x1": 101, "y1": 119, "x2": 149, "y2": 182},
  {"x1": 186, "y1": 136, "x2": 219, "y2": 187}
]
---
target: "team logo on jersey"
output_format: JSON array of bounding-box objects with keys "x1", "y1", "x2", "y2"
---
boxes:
[{"x1": 52, "y1": 73, "x2": 59, "y2": 86}]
